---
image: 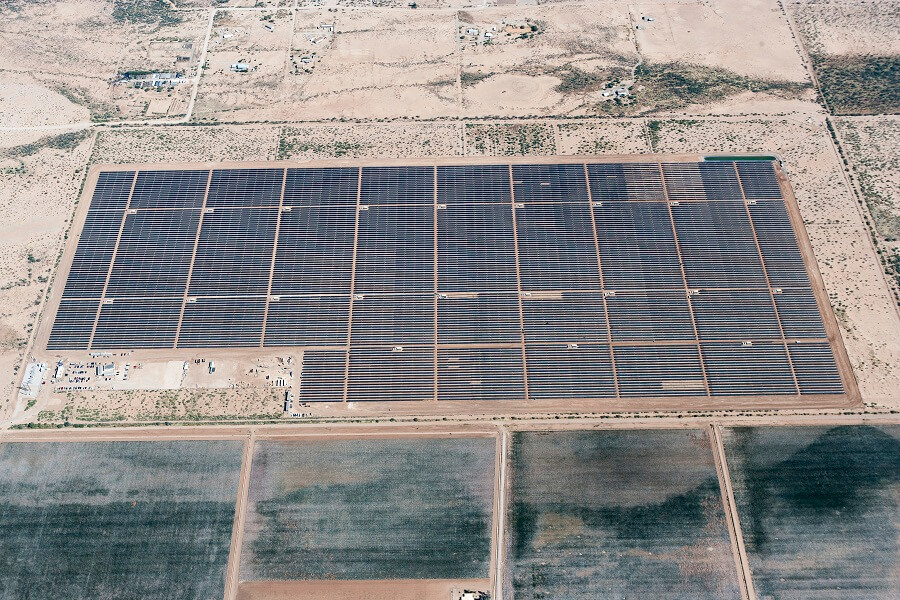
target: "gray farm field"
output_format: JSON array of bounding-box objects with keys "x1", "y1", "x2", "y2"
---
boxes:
[
  {"x1": 723, "y1": 425, "x2": 900, "y2": 599},
  {"x1": 505, "y1": 429, "x2": 741, "y2": 600},
  {"x1": 0, "y1": 440, "x2": 244, "y2": 600},
  {"x1": 240, "y1": 436, "x2": 497, "y2": 581}
]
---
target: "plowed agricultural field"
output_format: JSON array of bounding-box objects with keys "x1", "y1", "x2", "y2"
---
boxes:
[
  {"x1": 723, "y1": 425, "x2": 900, "y2": 598},
  {"x1": 0, "y1": 441, "x2": 244, "y2": 600},
  {"x1": 505, "y1": 429, "x2": 741, "y2": 599}
]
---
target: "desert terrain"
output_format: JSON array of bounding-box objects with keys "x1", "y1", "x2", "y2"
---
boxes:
[{"x1": 0, "y1": 0, "x2": 898, "y2": 594}]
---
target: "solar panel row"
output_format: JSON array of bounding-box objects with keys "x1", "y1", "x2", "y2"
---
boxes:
[
  {"x1": 296, "y1": 339, "x2": 840, "y2": 402},
  {"x1": 46, "y1": 161, "x2": 845, "y2": 402}
]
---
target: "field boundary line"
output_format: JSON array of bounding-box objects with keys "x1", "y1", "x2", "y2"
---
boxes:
[
  {"x1": 224, "y1": 429, "x2": 256, "y2": 600},
  {"x1": 259, "y1": 168, "x2": 288, "y2": 347},
  {"x1": 342, "y1": 167, "x2": 363, "y2": 403},
  {"x1": 185, "y1": 7, "x2": 216, "y2": 123},
  {"x1": 584, "y1": 163, "x2": 620, "y2": 397},
  {"x1": 492, "y1": 426, "x2": 509, "y2": 600},
  {"x1": 709, "y1": 424, "x2": 756, "y2": 600},
  {"x1": 507, "y1": 165, "x2": 530, "y2": 401}
]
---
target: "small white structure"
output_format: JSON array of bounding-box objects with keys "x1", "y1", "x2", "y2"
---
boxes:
[
  {"x1": 19, "y1": 363, "x2": 47, "y2": 399},
  {"x1": 642, "y1": 15, "x2": 655, "y2": 22},
  {"x1": 466, "y1": 28, "x2": 479, "y2": 35},
  {"x1": 230, "y1": 63, "x2": 250, "y2": 72}
]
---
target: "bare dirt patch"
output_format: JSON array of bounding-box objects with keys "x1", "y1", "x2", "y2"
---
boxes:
[
  {"x1": 91, "y1": 125, "x2": 280, "y2": 163},
  {"x1": 0, "y1": 134, "x2": 94, "y2": 415},
  {"x1": 237, "y1": 579, "x2": 490, "y2": 600}
]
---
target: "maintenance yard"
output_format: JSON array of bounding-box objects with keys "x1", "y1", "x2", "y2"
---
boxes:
[{"x1": 32, "y1": 156, "x2": 856, "y2": 414}]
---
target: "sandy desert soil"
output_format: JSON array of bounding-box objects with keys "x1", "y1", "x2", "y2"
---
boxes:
[
  {"x1": 833, "y1": 116, "x2": 900, "y2": 300},
  {"x1": 0, "y1": 132, "x2": 95, "y2": 416},
  {"x1": 0, "y1": 0, "x2": 208, "y2": 122},
  {"x1": 787, "y1": 0, "x2": 900, "y2": 115},
  {"x1": 237, "y1": 579, "x2": 492, "y2": 600}
]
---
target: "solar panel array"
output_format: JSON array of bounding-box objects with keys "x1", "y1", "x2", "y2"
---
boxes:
[{"x1": 47, "y1": 161, "x2": 845, "y2": 401}]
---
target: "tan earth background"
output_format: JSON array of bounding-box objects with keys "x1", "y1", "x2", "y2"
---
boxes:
[{"x1": 0, "y1": 0, "x2": 898, "y2": 425}]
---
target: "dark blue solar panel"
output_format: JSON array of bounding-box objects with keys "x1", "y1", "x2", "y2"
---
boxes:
[
  {"x1": 775, "y1": 287, "x2": 827, "y2": 339},
  {"x1": 47, "y1": 299, "x2": 99, "y2": 350},
  {"x1": 271, "y1": 206, "x2": 355, "y2": 295},
  {"x1": 178, "y1": 296, "x2": 265, "y2": 348},
  {"x1": 587, "y1": 163, "x2": 664, "y2": 201},
  {"x1": 615, "y1": 345, "x2": 707, "y2": 397},
  {"x1": 355, "y1": 205, "x2": 434, "y2": 293},
  {"x1": 438, "y1": 348, "x2": 524, "y2": 401},
  {"x1": 360, "y1": 166, "x2": 433, "y2": 206},
  {"x1": 702, "y1": 342, "x2": 796, "y2": 396},
  {"x1": 106, "y1": 209, "x2": 200, "y2": 297},
  {"x1": 736, "y1": 161, "x2": 782, "y2": 199},
  {"x1": 89, "y1": 171, "x2": 134, "y2": 210},
  {"x1": 49, "y1": 163, "x2": 845, "y2": 402},
  {"x1": 437, "y1": 293, "x2": 520, "y2": 344},
  {"x1": 789, "y1": 342, "x2": 844, "y2": 394},
  {"x1": 284, "y1": 167, "x2": 358, "y2": 207},
  {"x1": 699, "y1": 162, "x2": 744, "y2": 201},
  {"x1": 348, "y1": 348, "x2": 434, "y2": 401},
  {"x1": 438, "y1": 164, "x2": 510, "y2": 204},
  {"x1": 522, "y1": 292, "x2": 607, "y2": 343},
  {"x1": 662, "y1": 162, "x2": 743, "y2": 201},
  {"x1": 691, "y1": 289, "x2": 781, "y2": 340},
  {"x1": 606, "y1": 291, "x2": 694, "y2": 342},
  {"x1": 206, "y1": 168, "x2": 284, "y2": 208},
  {"x1": 263, "y1": 296, "x2": 349, "y2": 347},
  {"x1": 594, "y1": 202, "x2": 683, "y2": 289},
  {"x1": 129, "y1": 170, "x2": 208, "y2": 209},
  {"x1": 526, "y1": 344, "x2": 615, "y2": 399},
  {"x1": 438, "y1": 204, "x2": 517, "y2": 292},
  {"x1": 61, "y1": 210, "x2": 124, "y2": 299},
  {"x1": 515, "y1": 203, "x2": 600, "y2": 290},
  {"x1": 747, "y1": 198, "x2": 810, "y2": 288},
  {"x1": 92, "y1": 297, "x2": 182, "y2": 349},
  {"x1": 672, "y1": 201, "x2": 767, "y2": 289},
  {"x1": 661, "y1": 163, "x2": 705, "y2": 201},
  {"x1": 511, "y1": 163, "x2": 588, "y2": 203},
  {"x1": 297, "y1": 350, "x2": 347, "y2": 402},
  {"x1": 188, "y1": 208, "x2": 278, "y2": 296},
  {"x1": 350, "y1": 294, "x2": 433, "y2": 346}
]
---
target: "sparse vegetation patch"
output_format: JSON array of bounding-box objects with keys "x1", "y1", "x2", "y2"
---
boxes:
[
  {"x1": 813, "y1": 54, "x2": 900, "y2": 115},
  {"x1": 596, "y1": 62, "x2": 810, "y2": 115}
]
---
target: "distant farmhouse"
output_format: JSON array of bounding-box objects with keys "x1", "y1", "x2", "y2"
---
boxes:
[{"x1": 118, "y1": 71, "x2": 186, "y2": 89}]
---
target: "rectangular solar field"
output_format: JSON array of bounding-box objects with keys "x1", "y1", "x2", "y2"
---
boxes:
[{"x1": 40, "y1": 157, "x2": 857, "y2": 406}]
